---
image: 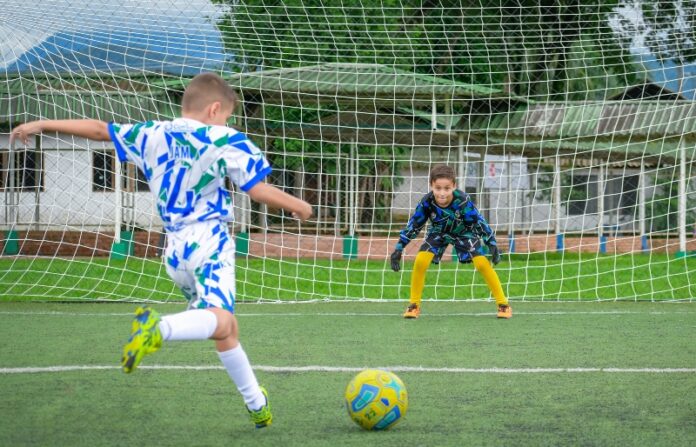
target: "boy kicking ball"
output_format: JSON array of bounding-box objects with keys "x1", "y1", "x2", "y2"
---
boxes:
[
  {"x1": 11, "y1": 73, "x2": 313, "y2": 428},
  {"x1": 390, "y1": 164, "x2": 511, "y2": 319}
]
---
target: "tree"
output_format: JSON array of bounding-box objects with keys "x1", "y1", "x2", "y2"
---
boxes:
[
  {"x1": 212, "y1": 1, "x2": 641, "y2": 230},
  {"x1": 215, "y1": 0, "x2": 633, "y2": 98},
  {"x1": 609, "y1": 0, "x2": 696, "y2": 64},
  {"x1": 609, "y1": 1, "x2": 696, "y2": 97},
  {"x1": 497, "y1": 1, "x2": 634, "y2": 101}
]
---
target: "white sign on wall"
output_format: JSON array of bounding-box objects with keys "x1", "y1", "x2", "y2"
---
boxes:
[{"x1": 484, "y1": 156, "x2": 529, "y2": 190}]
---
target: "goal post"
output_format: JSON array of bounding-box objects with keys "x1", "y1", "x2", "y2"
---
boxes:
[{"x1": 1, "y1": 1, "x2": 695, "y2": 303}]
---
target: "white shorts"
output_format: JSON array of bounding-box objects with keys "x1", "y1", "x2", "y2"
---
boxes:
[{"x1": 164, "y1": 220, "x2": 237, "y2": 313}]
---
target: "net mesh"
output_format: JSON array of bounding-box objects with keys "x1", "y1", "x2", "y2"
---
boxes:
[{"x1": 1, "y1": 1, "x2": 695, "y2": 302}]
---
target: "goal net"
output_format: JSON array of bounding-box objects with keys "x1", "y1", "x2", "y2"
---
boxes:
[{"x1": 1, "y1": 1, "x2": 695, "y2": 303}]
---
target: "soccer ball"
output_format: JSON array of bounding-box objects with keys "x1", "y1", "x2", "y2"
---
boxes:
[{"x1": 344, "y1": 369, "x2": 408, "y2": 430}]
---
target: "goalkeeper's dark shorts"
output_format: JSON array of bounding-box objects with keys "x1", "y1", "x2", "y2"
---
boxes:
[{"x1": 419, "y1": 234, "x2": 484, "y2": 264}]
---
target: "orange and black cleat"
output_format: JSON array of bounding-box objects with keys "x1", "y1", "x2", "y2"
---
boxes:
[
  {"x1": 402, "y1": 303, "x2": 421, "y2": 319},
  {"x1": 497, "y1": 304, "x2": 512, "y2": 319}
]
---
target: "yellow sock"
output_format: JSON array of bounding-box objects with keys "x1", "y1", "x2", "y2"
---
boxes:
[
  {"x1": 410, "y1": 251, "x2": 434, "y2": 306},
  {"x1": 472, "y1": 255, "x2": 508, "y2": 306}
]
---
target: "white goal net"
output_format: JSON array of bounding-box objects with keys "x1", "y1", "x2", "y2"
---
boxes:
[{"x1": 1, "y1": 1, "x2": 695, "y2": 302}]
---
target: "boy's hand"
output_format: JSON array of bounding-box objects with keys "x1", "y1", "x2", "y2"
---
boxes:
[
  {"x1": 489, "y1": 245, "x2": 501, "y2": 265},
  {"x1": 390, "y1": 249, "x2": 402, "y2": 272},
  {"x1": 247, "y1": 183, "x2": 313, "y2": 221},
  {"x1": 9, "y1": 119, "x2": 110, "y2": 143},
  {"x1": 10, "y1": 121, "x2": 44, "y2": 146},
  {"x1": 291, "y1": 202, "x2": 313, "y2": 221}
]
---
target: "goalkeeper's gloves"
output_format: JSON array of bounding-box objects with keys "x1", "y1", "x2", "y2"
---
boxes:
[
  {"x1": 489, "y1": 244, "x2": 501, "y2": 265},
  {"x1": 390, "y1": 249, "x2": 403, "y2": 272}
]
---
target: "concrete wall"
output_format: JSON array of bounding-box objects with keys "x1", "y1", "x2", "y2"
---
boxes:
[
  {"x1": 1, "y1": 134, "x2": 159, "y2": 230},
  {"x1": 1, "y1": 134, "x2": 691, "y2": 236}
]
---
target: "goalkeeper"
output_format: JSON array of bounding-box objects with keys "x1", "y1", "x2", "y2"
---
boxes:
[{"x1": 390, "y1": 164, "x2": 511, "y2": 319}]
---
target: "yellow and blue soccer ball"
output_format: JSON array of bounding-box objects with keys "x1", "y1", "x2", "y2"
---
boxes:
[{"x1": 344, "y1": 369, "x2": 408, "y2": 430}]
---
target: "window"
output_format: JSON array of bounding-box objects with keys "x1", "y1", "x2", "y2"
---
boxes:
[
  {"x1": 0, "y1": 152, "x2": 6, "y2": 190},
  {"x1": 604, "y1": 174, "x2": 639, "y2": 216},
  {"x1": 0, "y1": 150, "x2": 43, "y2": 191},
  {"x1": 618, "y1": 175, "x2": 639, "y2": 216},
  {"x1": 92, "y1": 150, "x2": 149, "y2": 192},
  {"x1": 568, "y1": 173, "x2": 639, "y2": 217},
  {"x1": 567, "y1": 175, "x2": 598, "y2": 215},
  {"x1": 93, "y1": 151, "x2": 114, "y2": 191},
  {"x1": 132, "y1": 164, "x2": 149, "y2": 192},
  {"x1": 123, "y1": 163, "x2": 149, "y2": 192}
]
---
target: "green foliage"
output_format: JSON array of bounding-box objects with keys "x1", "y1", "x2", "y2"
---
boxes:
[
  {"x1": 211, "y1": 1, "x2": 645, "y2": 231},
  {"x1": 269, "y1": 143, "x2": 406, "y2": 226},
  {"x1": 527, "y1": 166, "x2": 590, "y2": 209},
  {"x1": 490, "y1": 0, "x2": 635, "y2": 100},
  {"x1": 646, "y1": 175, "x2": 696, "y2": 233},
  {"x1": 251, "y1": 104, "x2": 407, "y2": 228},
  {"x1": 610, "y1": 0, "x2": 696, "y2": 64},
  {"x1": 215, "y1": 0, "x2": 635, "y2": 98}
]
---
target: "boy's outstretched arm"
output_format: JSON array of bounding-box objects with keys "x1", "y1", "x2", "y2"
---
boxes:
[
  {"x1": 390, "y1": 199, "x2": 429, "y2": 272},
  {"x1": 469, "y1": 200, "x2": 501, "y2": 265},
  {"x1": 247, "y1": 182, "x2": 313, "y2": 221},
  {"x1": 10, "y1": 119, "x2": 111, "y2": 145}
]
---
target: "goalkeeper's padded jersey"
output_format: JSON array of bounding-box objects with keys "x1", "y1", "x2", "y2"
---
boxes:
[
  {"x1": 108, "y1": 118, "x2": 271, "y2": 232},
  {"x1": 396, "y1": 189, "x2": 496, "y2": 249}
]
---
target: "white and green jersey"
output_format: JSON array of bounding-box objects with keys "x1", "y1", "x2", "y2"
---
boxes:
[{"x1": 108, "y1": 118, "x2": 271, "y2": 232}]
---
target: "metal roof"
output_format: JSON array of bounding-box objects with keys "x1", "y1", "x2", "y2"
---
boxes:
[
  {"x1": 450, "y1": 101, "x2": 696, "y2": 164},
  {"x1": 1, "y1": 71, "x2": 693, "y2": 165},
  {"x1": 0, "y1": 76, "x2": 183, "y2": 123},
  {"x1": 241, "y1": 111, "x2": 482, "y2": 148},
  {"x1": 481, "y1": 135, "x2": 684, "y2": 165},
  {"x1": 0, "y1": 64, "x2": 516, "y2": 123},
  {"x1": 0, "y1": 93, "x2": 179, "y2": 124},
  {"x1": 3, "y1": 76, "x2": 185, "y2": 94},
  {"x1": 227, "y1": 63, "x2": 520, "y2": 107},
  {"x1": 464, "y1": 101, "x2": 696, "y2": 140}
]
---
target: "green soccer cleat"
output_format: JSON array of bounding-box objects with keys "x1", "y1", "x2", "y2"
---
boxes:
[
  {"x1": 247, "y1": 386, "x2": 272, "y2": 428},
  {"x1": 121, "y1": 306, "x2": 162, "y2": 373}
]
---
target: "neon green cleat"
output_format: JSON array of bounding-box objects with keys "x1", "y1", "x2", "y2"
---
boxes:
[
  {"x1": 121, "y1": 306, "x2": 162, "y2": 373},
  {"x1": 247, "y1": 386, "x2": 272, "y2": 428}
]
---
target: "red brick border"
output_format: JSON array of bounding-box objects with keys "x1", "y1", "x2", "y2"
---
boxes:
[{"x1": 1, "y1": 231, "x2": 694, "y2": 258}]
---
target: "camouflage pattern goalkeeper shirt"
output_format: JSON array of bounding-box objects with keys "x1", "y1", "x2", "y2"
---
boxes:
[{"x1": 395, "y1": 189, "x2": 497, "y2": 251}]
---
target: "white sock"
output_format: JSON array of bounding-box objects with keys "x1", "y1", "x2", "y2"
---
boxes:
[
  {"x1": 218, "y1": 345, "x2": 266, "y2": 410},
  {"x1": 159, "y1": 309, "x2": 217, "y2": 341}
]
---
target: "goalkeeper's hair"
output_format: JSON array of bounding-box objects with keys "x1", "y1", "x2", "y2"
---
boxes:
[
  {"x1": 182, "y1": 72, "x2": 238, "y2": 113},
  {"x1": 429, "y1": 164, "x2": 456, "y2": 184}
]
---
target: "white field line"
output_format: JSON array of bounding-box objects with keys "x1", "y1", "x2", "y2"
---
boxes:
[
  {"x1": 1, "y1": 365, "x2": 695, "y2": 374},
  {"x1": 0, "y1": 310, "x2": 691, "y2": 317}
]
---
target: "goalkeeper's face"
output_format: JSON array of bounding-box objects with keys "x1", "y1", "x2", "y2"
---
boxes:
[{"x1": 430, "y1": 178, "x2": 455, "y2": 207}]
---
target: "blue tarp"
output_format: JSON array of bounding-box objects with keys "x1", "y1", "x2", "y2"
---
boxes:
[
  {"x1": 2, "y1": 28, "x2": 228, "y2": 76},
  {"x1": 635, "y1": 53, "x2": 696, "y2": 101}
]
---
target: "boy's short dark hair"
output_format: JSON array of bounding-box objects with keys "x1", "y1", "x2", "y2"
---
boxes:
[
  {"x1": 182, "y1": 73, "x2": 238, "y2": 113},
  {"x1": 429, "y1": 164, "x2": 456, "y2": 184}
]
